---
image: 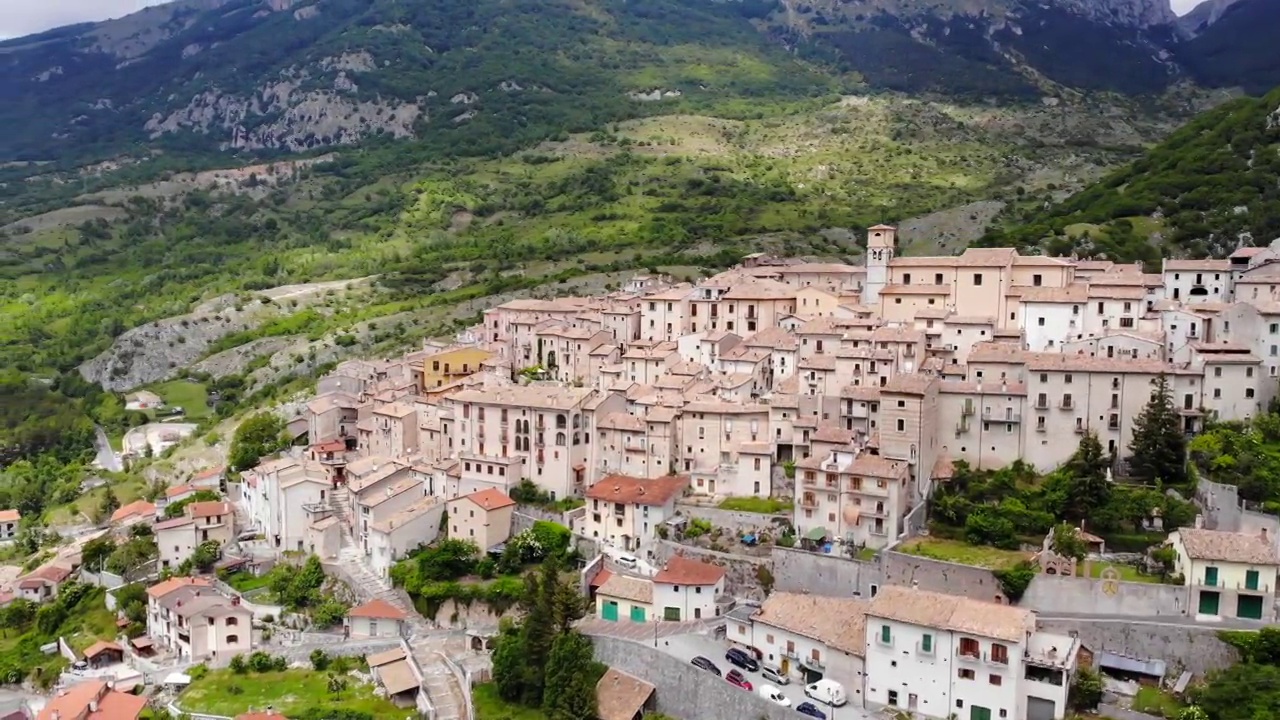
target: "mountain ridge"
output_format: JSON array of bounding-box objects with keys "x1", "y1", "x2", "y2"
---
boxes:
[{"x1": 0, "y1": 0, "x2": 1273, "y2": 164}]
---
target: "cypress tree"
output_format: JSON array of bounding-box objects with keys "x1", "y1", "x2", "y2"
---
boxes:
[{"x1": 1128, "y1": 373, "x2": 1188, "y2": 485}]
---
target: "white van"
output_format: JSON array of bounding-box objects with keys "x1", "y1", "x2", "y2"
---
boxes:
[
  {"x1": 615, "y1": 555, "x2": 639, "y2": 570},
  {"x1": 758, "y1": 684, "x2": 791, "y2": 707},
  {"x1": 804, "y1": 679, "x2": 847, "y2": 707}
]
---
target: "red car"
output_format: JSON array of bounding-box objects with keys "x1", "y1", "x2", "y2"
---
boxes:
[{"x1": 726, "y1": 669, "x2": 753, "y2": 691}]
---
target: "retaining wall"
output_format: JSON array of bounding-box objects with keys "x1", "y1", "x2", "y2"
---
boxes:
[
  {"x1": 771, "y1": 546, "x2": 1005, "y2": 602},
  {"x1": 592, "y1": 636, "x2": 795, "y2": 720},
  {"x1": 1021, "y1": 575, "x2": 1188, "y2": 617},
  {"x1": 1037, "y1": 618, "x2": 1240, "y2": 676},
  {"x1": 673, "y1": 502, "x2": 790, "y2": 537}
]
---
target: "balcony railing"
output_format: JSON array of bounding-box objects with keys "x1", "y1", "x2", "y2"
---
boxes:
[
  {"x1": 1059, "y1": 398, "x2": 1075, "y2": 410},
  {"x1": 956, "y1": 649, "x2": 980, "y2": 663},
  {"x1": 1238, "y1": 581, "x2": 1271, "y2": 593},
  {"x1": 1198, "y1": 578, "x2": 1225, "y2": 588},
  {"x1": 986, "y1": 652, "x2": 1009, "y2": 666},
  {"x1": 1073, "y1": 425, "x2": 1087, "y2": 434},
  {"x1": 961, "y1": 404, "x2": 975, "y2": 417},
  {"x1": 800, "y1": 496, "x2": 819, "y2": 509}
]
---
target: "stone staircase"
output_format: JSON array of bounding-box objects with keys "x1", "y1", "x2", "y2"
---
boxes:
[{"x1": 328, "y1": 484, "x2": 468, "y2": 720}]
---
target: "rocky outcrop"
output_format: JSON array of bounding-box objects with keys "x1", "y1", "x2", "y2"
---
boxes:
[{"x1": 143, "y1": 66, "x2": 424, "y2": 152}]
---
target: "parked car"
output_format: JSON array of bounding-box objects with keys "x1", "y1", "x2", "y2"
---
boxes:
[
  {"x1": 761, "y1": 663, "x2": 789, "y2": 685},
  {"x1": 615, "y1": 554, "x2": 639, "y2": 570},
  {"x1": 758, "y1": 684, "x2": 792, "y2": 707},
  {"x1": 796, "y1": 702, "x2": 827, "y2": 719},
  {"x1": 691, "y1": 656, "x2": 721, "y2": 676},
  {"x1": 725, "y1": 647, "x2": 760, "y2": 672},
  {"x1": 804, "y1": 679, "x2": 847, "y2": 707},
  {"x1": 726, "y1": 669, "x2": 753, "y2": 691}
]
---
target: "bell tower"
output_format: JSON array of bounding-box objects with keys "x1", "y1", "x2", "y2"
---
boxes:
[{"x1": 864, "y1": 224, "x2": 897, "y2": 307}]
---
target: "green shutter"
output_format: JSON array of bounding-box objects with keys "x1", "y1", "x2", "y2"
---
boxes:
[
  {"x1": 1246, "y1": 570, "x2": 1260, "y2": 591},
  {"x1": 922, "y1": 634, "x2": 932, "y2": 652},
  {"x1": 881, "y1": 625, "x2": 891, "y2": 643},
  {"x1": 1205, "y1": 566, "x2": 1219, "y2": 587}
]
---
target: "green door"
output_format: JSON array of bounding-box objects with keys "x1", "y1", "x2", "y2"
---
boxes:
[
  {"x1": 1237, "y1": 595, "x2": 1264, "y2": 620},
  {"x1": 1246, "y1": 570, "x2": 1260, "y2": 591},
  {"x1": 630, "y1": 605, "x2": 646, "y2": 622},
  {"x1": 663, "y1": 607, "x2": 681, "y2": 621},
  {"x1": 1204, "y1": 566, "x2": 1219, "y2": 586},
  {"x1": 970, "y1": 706, "x2": 992, "y2": 720},
  {"x1": 602, "y1": 600, "x2": 619, "y2": 622},
  {"x1": 1198, "y1": 590, "x2": 1221, "y2": 616}
]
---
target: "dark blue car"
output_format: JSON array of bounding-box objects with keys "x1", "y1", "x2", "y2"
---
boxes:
[{"x1": 796, "y1": 702, "x2": 827, "y2": 719}]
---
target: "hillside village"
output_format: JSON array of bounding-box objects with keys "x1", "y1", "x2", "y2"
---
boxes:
[{"x1": 7, "y1": 226, "x2": 1280, "y2": 720}]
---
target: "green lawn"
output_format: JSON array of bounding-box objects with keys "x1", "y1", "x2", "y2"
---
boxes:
[
  {"x1": 1083, "y1": 562, "x2": 1164, "y2": 584},
  {"x1": 181, "y1": 669, "x2": 403, "y2": 717},
  {"x1": 474, "y1": 683, "x2": 550, "y2": 720},
  {"x1": 718, "y1": 497, "x2": 793, "y2": 514},
  {"x1": 1132, "y1": 686, "x2": 1185, "y2": 717},
  {"x1": 150, "y1": 380, "x2": 211, "y2": 420},
  {"x1": 855, "y1": 546, "x2": 878, "y2": 561},
  {"x1": 896, "y1": 537, "x2": 1030, "y2": 570},
  {"x1": 222, "y1": 570, "x2": 273, "y2": 593}
]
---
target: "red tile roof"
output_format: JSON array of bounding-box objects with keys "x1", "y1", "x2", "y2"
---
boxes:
[
  {"x1": 146, "y1": 576, "x2": 210, "y2": 599},
  {"x1": 461, "y1": 488, "x2": 516, "y2": 511},
  {"x1": 653, "y1": 555, "x2": 726, "y2": 586},
  {"x1": 188, "y1": 501, "x2": 230, "y2": 519},
  {"x1": 0, "y1": 509, "x2": 19, "y2": 523},
  {"x1": 347, "y1": 598, "x2": 407, "y2": 620},
  {"x1": 110, "y1": 500, "x2": 155, "y2": 523},
  {"x1": 585, "y1": 474, "x2": 686, "y2": 506},
  {"x1": 83, "y1": 640, "x2": 123, "y2": 660}
]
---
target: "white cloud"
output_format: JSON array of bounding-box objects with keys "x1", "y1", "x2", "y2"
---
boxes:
[
  {"x1": 1170, "y1": 0, "x2": 1204, "y2": 15},
  {"x1": 0, "y1": 0, "x2": 172, "y2": 40}
]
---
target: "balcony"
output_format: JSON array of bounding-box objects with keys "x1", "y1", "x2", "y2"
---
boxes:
[
  {"x1": 1035, "y1": 423, "x2": 1047, "y2": 433},
  {"x1": 956, "y1": 649, "x2": 981, "y2": 663},
  {"x1": 1073, "y1": 424, "x2": 1087, "y2": 434},
  {"x1": 800, "y1": 495, "x2": 819, "y2": 509},
  {"x1": 955, "y1": 420, "x2": 970, "y2": 436},
  {"x1": 800, "y1": 655, "x2": 825, "y2": 671},
  {"x1": 986, "y1": 652, "x2": 1009, "y2": 667},
  {"x1": 1059, "y1": 398, "x2": 1074, "y2": 410},
  {"x1": 1197, "y1": 577, "x2": 1225, "y2": 588},
  {"x1": 984, "y1": 409, "x2": 1023, "y2": 423},
  {"x1": 802, "y1": 474, "x2": 818, "y2": 487},
  {"x1": 1238, "y1": 580, "x2": 1271, "y2": 593},
  {"x1": 961, "y1": 404, "x2": 975, "y2": 417},
  {"x1": 1034, "y1": 398, "x2": 1050, "y2": 410}
]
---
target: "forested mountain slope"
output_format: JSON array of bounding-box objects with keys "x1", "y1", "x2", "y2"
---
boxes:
[{"x1": 977, "y1": 85, "x2": 1280, "y2": 263}]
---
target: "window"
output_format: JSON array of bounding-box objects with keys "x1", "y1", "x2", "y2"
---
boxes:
[
  {"x1": 227, "y1": 634, "x2": 240, "y2": 644},
  {"x1": 959, "y1": 669, "x2": 976, "y2": 680},
  {"x1": 1037, "y1": 317, "x2": 1045, "y2": 326},
  {"x1": 973, "y1": 273, "x2": 983, "y2": 286},
  {"x1": 1033, "y1": 274, "x2": 1043, "y2": 286},
  {"x1": 1248, "y1": 388, "x2": 1256, "y2": 399},
  {"x1": 921, "y1": 634, "x2": 933, "y2": 653},
  {"x1": 226, "y1": 617, "x2": 239, "y2": 626},
  {"x1": 888, "y1": 691, "x2": 899, "y2": 707},
  {"x1": 935, "y1": 273, "x2": 944, "y2": 285},
  {"x1": 1064, "y1": 374, "x2": 1073, "y2": 384},
  {"x1": 904, "y1": 273, "x2": 912, "y2": 284},
  {"x1": 989, "y1": 674, "x2": 1002, "y2": 686},
  {"x1": 990, "y1": 643, "x2": 1009, "y2": 664},
  {"x1": 959, "y1": 637, "x2": 980, "y2": 658},
  {"x1": 896, "y1": 419, "x2": 905, "y2": 432},
  {"x1": 880, "y1": 625, "x2": 891, "y2": 644},
  {"x1": 1215, "y1": 367, "x2": 1223, "y2": 378}
]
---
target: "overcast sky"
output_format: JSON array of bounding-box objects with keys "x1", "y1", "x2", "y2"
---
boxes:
[{"x1": 0, "y1": 0, "x2": 1205, "y2": 40}]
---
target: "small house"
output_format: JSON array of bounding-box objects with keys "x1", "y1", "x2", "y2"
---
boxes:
[{"x1": 346, "y1": 599, "x2": 408, "y2": 639}]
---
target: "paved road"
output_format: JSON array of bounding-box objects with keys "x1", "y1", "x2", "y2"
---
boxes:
[
  {"x1": 656, "y1": 632, "x2": 879, "y2": 720},
  {"x1": 94, "y1": 425, "x2": 122, "y2": 472},
  {"x1": 1038, "y1": 613, "x2": 1269, "y2": 629}
]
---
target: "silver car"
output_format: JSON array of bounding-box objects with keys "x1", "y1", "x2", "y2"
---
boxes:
[{"x1": 761, "y1": 664, "x2": 789, "y2": 685}]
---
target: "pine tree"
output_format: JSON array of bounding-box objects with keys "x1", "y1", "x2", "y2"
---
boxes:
[
  {"x1": 1057, "y1": 431, "x2": 1112, "y2": 521},
  {"x1": 1128, "y1": 373, "x2": 1188, "y2": 485},
  {"x1": 543, "y1": 632, "x2": 605, "y2": 720}
]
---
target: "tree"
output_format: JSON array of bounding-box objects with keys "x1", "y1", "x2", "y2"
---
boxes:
[
  {"x1": 1050, "y1": 522, "x2": 1087, "y2": 560},
  {"x1": 1055, "y1": 432, "x2": 1113, "y2": 521},
  {"x1": 543, "y1": 632, "x2": 605, "y2": 720},
  {"x1": 310, "y1": 649, "x2": 331, "y2": 671},
  {"x1": 1190, "y1": 662, "x2": 1280, "y2": 720},
  {"x1": 1069, "y1": 668, "x2": 1103, "y2": 711},
  {"x1": 327, "y1": 673, "x2": 348, "y2": 700},
  {"x1": 190, "y1": 541, "x2": 221, "y2": 573},
  {"x1": 964, "y1": 508, "x2": 1017, "y2": 549},
  {"x1": 97, "y1": 488, "x2": 119, "y2": 522},
  {"x1": 228, "y1": 412, "x2": 287, "y2": 471},
  {"x1": 81, "y1": 536, "x2": 117, "y2": 571},
  {"x1": 1128, "y1": 374, "x2": 1188, "y2": 486}
]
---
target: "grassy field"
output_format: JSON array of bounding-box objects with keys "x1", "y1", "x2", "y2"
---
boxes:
[
  {"x1": 474, "y1": 683, "x2": 550, "y2": 720},
  {"x1": 180, "y1": 669, "x2": 402, "y2": 717},
  {"x1": 718, "y1": 497, "x2": 793, "y2": 514},
  {"x1": 896, "y1": 537, "x2": 1031, "y2": 570},
  {"x1": 149, "y1": 380, "x2": 211, "y2": 420},
  {"x1": 1083, "y1": 562, "x2": 1164, "y2": 584},
  {"x1": 1132, "y1": 686, "x2": 1185, "y2": 717},
  {"x1": 44, "y1": 474, "x2": 148, "y2": 526}
]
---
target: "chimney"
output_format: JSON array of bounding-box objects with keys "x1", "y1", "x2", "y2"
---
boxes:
[
  {"x1": 89, "y1": 701, "x2": 98, "y2": 713},
  {"x1": 1194, "y1": 514, "x2": 1205, "y2": 529}
]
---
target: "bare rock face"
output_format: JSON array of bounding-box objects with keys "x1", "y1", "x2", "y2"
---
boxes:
[{"x1": 143, "y1": 64, "x2": 424, "y2": 152}]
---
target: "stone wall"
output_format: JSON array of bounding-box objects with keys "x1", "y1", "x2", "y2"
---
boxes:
[
  {"x1": 592, "y1": 636, "x2": 795, "y2": 720},
  {"x1": 1037, "y1": 618, "x2": 1240, "y2": 676},
  {"x1": 652, "y1": 539, "x2": 770, "y2": 600},
  {"x1": 1021, "y1": 575, "x2": 1188, "y2": 617},
  {"x1": 674, "y1": 501, "x2": 790, "y2": 537},
  {"x1": 771, "y1": 546, "x2": 1005, "y2": 602}
]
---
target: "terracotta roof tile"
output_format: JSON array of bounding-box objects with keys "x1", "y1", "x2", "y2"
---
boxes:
[
  {"x1": 753, "y1": 592, "x2": 870, "y2": 656},
  {"x1": 596, "y1": 668, "x2": 655, "y2": 720},
  {"x1": 585, "y1": 475, "x2": 685, "y2": 506},
  {"x1": 867, "y1": 586, "x2": 1034, "y2": 643},
  {"x1": 348, "y1": 599, "x2": 408, "y2": 620},
  {"x1": 597, "y1": 574, "x2": 653, "y2": 604},
  {"x1": 1175, "y1": 528, "x2": 1280, "y2": 564},
  {"x1": 462, "y1": 488, "x2": 516, "y2": 511},
  {"x1": 653, "y1": 555, "x2": 725, "y2": 586}
]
